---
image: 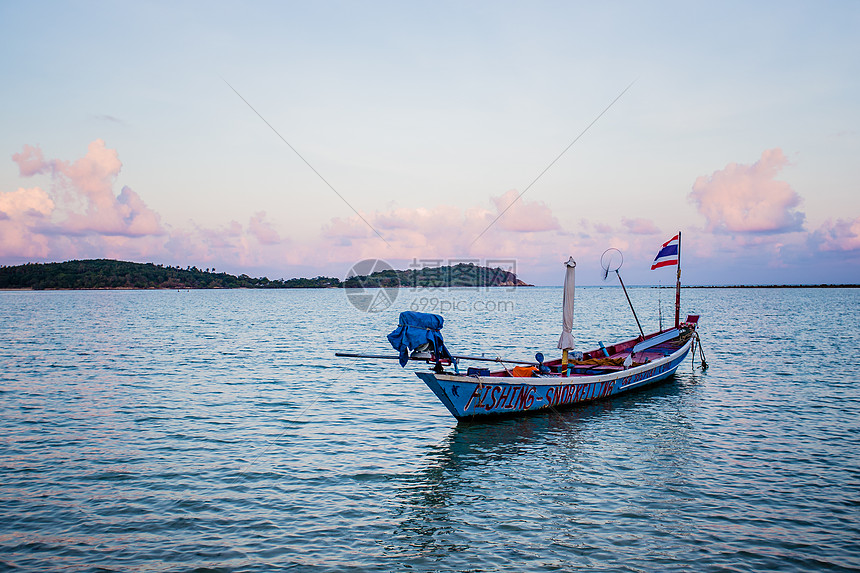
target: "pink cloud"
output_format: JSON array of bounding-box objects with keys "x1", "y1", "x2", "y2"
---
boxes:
[
  {"x1": 58, "y1": 185, "x2": 164, "y2": 237},
  {"x1": 12, "y1": 144, "x2": 48, "y2": 176},
  {"x1": 116, "y1": 186, "x2": 163, "y2": 235},
  {"x1": 7, "y1": 140, "x2": 165, "y2": 238},
  {"x1": 315, "y1": 196, "x2": 580, "y2": 272},
  {"x1": 323, "y1": 205, "x2": 468, "y2": 256},
  {"x1": 689, "y1": 148, "x2": 804, "y2": 234},
  {"x1": 622, "y1": 217, "x2": 660, "y2": 235},
  {"x1": 323, "y1": 213, "x2": 379, "y2": 243},
  {"x1": 0, "y1": 187, "x2": 55, "y2": 258},
  {"x1": 0, "y1": 187, "x2": 54, "y2": 218},
  {"x1": 160, "y1": 216, "x2": 301, "y2": 272},
  {"x1": 52, "y1": 139, "x2": 122, "y2": 198},
  {"x1": 490, "y1": 190, "x2": 560, "y2": 233},
  {"x1": 812, "y1": 217, "x2": 860, "y2": 252},
  {"x1": 52, "y1": 141, "x2": 163, "y2": 237},
  {"x1": 249, "y1": 211, "x2": 281, "y2": 245}
]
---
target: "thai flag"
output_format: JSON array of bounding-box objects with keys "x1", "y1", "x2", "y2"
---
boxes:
[{"x1": 651, "y1": 234, "x2": 679, "y2": 270}]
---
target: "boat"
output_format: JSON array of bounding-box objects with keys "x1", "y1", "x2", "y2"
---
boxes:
[
  {"x1": 409, "y1": 316, "x2": 700, "y2": 420},
  {"x1": 337, "y1": 233, "x2": 707, "y2": 420}
]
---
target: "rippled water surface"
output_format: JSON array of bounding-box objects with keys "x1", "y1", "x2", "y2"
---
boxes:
[{"x1": 1, "y1": 287, "x2": 859, "y2": 571}]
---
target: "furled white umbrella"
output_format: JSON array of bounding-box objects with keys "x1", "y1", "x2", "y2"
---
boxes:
[{"x1": 557, "y1": 257, "x2": 576, "y2": 370}]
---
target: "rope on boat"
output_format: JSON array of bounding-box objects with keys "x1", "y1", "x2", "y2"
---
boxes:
[
  {"x1": 498, "y1": 358, "x2": 513, "y2": 377},
  {"x1": 691, "y1": 335, "x2": 697, "y2": 371},
  {"x1": 694, "y1": 331, "x2": 708, "y2": 370}
]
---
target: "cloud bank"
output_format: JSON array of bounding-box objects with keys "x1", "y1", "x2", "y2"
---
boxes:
[
  {"x1": 1, "y1": 141, "x2": 593, "y2": 277},
  {"x1": 2, "y1": 140, "x2": 856, "y2": 283}
]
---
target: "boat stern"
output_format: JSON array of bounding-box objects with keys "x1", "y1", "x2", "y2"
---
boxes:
[{"x1": 415, "y1": 371, "x2": 468, "y2": 418}]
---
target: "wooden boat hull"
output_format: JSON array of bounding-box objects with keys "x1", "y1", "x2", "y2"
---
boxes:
[{"x1": 416, "y1": 336, "x2": 693, "y2": 420}]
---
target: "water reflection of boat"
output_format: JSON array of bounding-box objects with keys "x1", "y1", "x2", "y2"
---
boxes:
[
  {"x1": 401, "y1": 375, "x2": 694, "y2": 500},
  {"x1": 386, "y1": 377, "x2": 698, "y2": 562}
]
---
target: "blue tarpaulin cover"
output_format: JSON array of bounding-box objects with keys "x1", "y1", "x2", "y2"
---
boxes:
[{"x1": 387, "y1": 311, "x2": 452, "y2": 367}]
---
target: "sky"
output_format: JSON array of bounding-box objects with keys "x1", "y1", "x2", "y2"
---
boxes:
[{"x1": 1, "y1": 1, "x2": 859, "y2": 285}]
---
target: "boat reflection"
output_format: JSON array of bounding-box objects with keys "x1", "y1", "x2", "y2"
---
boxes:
[{"x1": 384, "y1": 373, "x2": 701, "y2": 562}]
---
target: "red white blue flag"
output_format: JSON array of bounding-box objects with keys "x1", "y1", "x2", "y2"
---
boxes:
[{"x1": 651, "y1": 234, "x2": 679, "y2": 270}]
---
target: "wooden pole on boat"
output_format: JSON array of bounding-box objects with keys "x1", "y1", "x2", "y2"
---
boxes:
[
  {"x1": 334, "y1": 351, "x2": 538, "y2": 366},
  {"x1": 675, "y1": 230, "x2": 681, "y2": 328},
  {"x1": 615, "y1": 269, "x2": 645, "y2": 339}
]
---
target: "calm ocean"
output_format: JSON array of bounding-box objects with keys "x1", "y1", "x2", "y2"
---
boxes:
[{"x1": 1, "y1": 286, "x2": 858, "y2": 572}]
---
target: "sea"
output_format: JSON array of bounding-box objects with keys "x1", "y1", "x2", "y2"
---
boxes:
[{"x1": 1, "y1": 286, "x2": 858, "y2": 572}]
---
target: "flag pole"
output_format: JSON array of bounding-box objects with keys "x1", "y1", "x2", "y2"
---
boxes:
[{"x1": 674, "y1": 230, "x2": 681, "y2": 328}]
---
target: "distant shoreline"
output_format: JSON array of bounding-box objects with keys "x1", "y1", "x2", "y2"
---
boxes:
[
  {"x1": 683, "y1": 284, "x2": 860, "y2": 288},
  {"x1": 2, "y1": 284, "x2": 857, "y2": 291},
  {"x1": 2, "y1": 259, "x2": 856, "y2": 290}
]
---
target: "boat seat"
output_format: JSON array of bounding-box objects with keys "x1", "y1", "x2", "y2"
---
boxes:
[{"x1": 632, "y1": 328, "x2": 679, "y2": 354}]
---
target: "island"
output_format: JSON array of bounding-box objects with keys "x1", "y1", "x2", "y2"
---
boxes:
[{"x1": 0, "y1": 260, "x2": 532, "y2": 290}]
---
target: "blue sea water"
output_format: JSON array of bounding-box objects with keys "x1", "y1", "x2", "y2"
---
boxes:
[{"x1": 1, "y1": 286, "x2": 859, "y2": 572}]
